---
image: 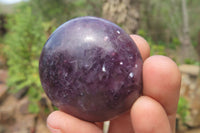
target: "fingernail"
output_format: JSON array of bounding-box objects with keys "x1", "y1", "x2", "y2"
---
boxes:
[{"x1": 47, "y1": 124, "x2": 62, "y2": 133}]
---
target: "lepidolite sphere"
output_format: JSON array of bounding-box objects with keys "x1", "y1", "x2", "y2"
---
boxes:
[{"x1": 39, "y1": 16, "x2": 143, "y2": 122}]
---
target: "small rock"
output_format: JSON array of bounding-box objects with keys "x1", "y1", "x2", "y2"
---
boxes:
[
  {"x1": 179, "y1": 73, "x2": 200, "y2": 128},
  {"x1": 179, "y1": 64, "x2": 199, "y2": 76},
  {"x1": 0, "y1": 95, "x2": 16, "y2": 124},
  {"x1": 14, "y1": 87, "x2": 29, "y2": 99},
  {"x1": 17, "y1": 96, "x2": 30, "y2": 115},
  {"x1": 0, "y1": 106, "x2": 15, "y2": 124},
  {"x1": 183, "y1": 128, "x2": 200, "y2": 133},
  {"x1": 9, "y1": 114, "x2": 36, "y2": 133}
]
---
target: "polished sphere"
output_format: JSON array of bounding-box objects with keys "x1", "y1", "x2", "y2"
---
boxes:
[{"x1": 39, "y1": 16, "x2": 143, "y2": 122}]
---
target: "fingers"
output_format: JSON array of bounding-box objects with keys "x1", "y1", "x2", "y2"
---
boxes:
[
  {"x1": 132, "y1": 34, "x2": 181, "y2": 117},
  {"x1": 47, "y1": 111, "x2": 103, "y2": 133},
  {"x1": 108, "y1": 35, "x2": 150, "y2": 133},
  {"x1": 143, "y1": 55, "x2": 181, "y2": 131},
  {"x1": 131, "y1": 96, "x2": 171, "y2": 133},
  {"x1": 130, "y1": 34, "x2": 150, "y2": 61},
  {"x1": 108, "y1": 111, "x2": 133, "y2": 133}
]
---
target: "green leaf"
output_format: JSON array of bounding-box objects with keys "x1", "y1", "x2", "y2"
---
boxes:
[{"x1": 28, "y1": 102, "x2": 40, "y2": 114}]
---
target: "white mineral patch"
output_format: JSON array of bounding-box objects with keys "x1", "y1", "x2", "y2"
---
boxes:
[
  {"x1": 104, "y1": 36, "x2": 109, "y2": 41},
  {"x1": 135, "y1": 64, "x2": 138, "y2": 68},
  {"x1": 129, "y1": 72, "x2": 134, "y2": 78},
  {"x1": 102, "y1": 64, "x2": 106, "y2": 72}
]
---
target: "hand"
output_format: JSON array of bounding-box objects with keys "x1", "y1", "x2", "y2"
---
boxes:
[{"x1": 46, "y1": 35, "x2": 181, "y2": 133}]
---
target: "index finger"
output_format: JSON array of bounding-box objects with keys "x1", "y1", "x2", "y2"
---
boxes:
[{"x1": 130, "y1": 34, "x2": 150, "y2": 61}]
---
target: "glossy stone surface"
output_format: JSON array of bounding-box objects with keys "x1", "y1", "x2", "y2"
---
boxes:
[{"x1": 39, "y1": 16, "x2": 143, "y2": 122}]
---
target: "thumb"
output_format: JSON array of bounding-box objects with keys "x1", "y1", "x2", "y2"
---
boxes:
[
  {"x1": 47, "y1": 111, "x2": 103, "y2": 133},
  {"x1": 131, "y1": 96, "x2": 172, "y2": 133}
]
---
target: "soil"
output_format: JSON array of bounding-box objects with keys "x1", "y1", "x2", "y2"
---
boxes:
[{"x1": 0, "y1": 70, "x2": 50, "y2": 133}]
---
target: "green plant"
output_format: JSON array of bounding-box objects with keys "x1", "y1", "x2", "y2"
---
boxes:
[
  {"x1": 29, "y1": 0, "x2": 102, "y2": 27},
  {"x1": 150, "y1": 44, "x2": 166, "y2": 56},
  {"x1": 138, "y1": 29, "x2": 166, "y2": 56},
  {"x1": 177, "y1": 96, "x2": 189, "y2": 122},
  {"x1": 168, "y1": 37, "x2": 180, "y2": 50},
  {"x1": 4, "y1": 7, "x2": 46, "y2": 113},
  {"x1": 184, "y1": 58, "x2": 200, "y2": 65}
]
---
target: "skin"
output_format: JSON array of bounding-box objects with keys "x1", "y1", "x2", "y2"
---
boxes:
[{"x1": 46, "y1": 34, "x2": 181, "y2": 133}]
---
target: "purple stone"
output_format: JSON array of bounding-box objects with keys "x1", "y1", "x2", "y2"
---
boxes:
[{"x1": 39, "y1": 16, "x2": 143, "y2": 122}]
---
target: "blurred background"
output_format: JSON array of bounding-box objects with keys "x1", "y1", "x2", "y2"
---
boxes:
[{"x1": 0, "y1": 0, "x2": 199, "y2": 133}]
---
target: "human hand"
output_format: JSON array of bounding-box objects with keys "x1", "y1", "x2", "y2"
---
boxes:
[{"x1": 46, "y1": 35, "x2": 181, "y2": 133}]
